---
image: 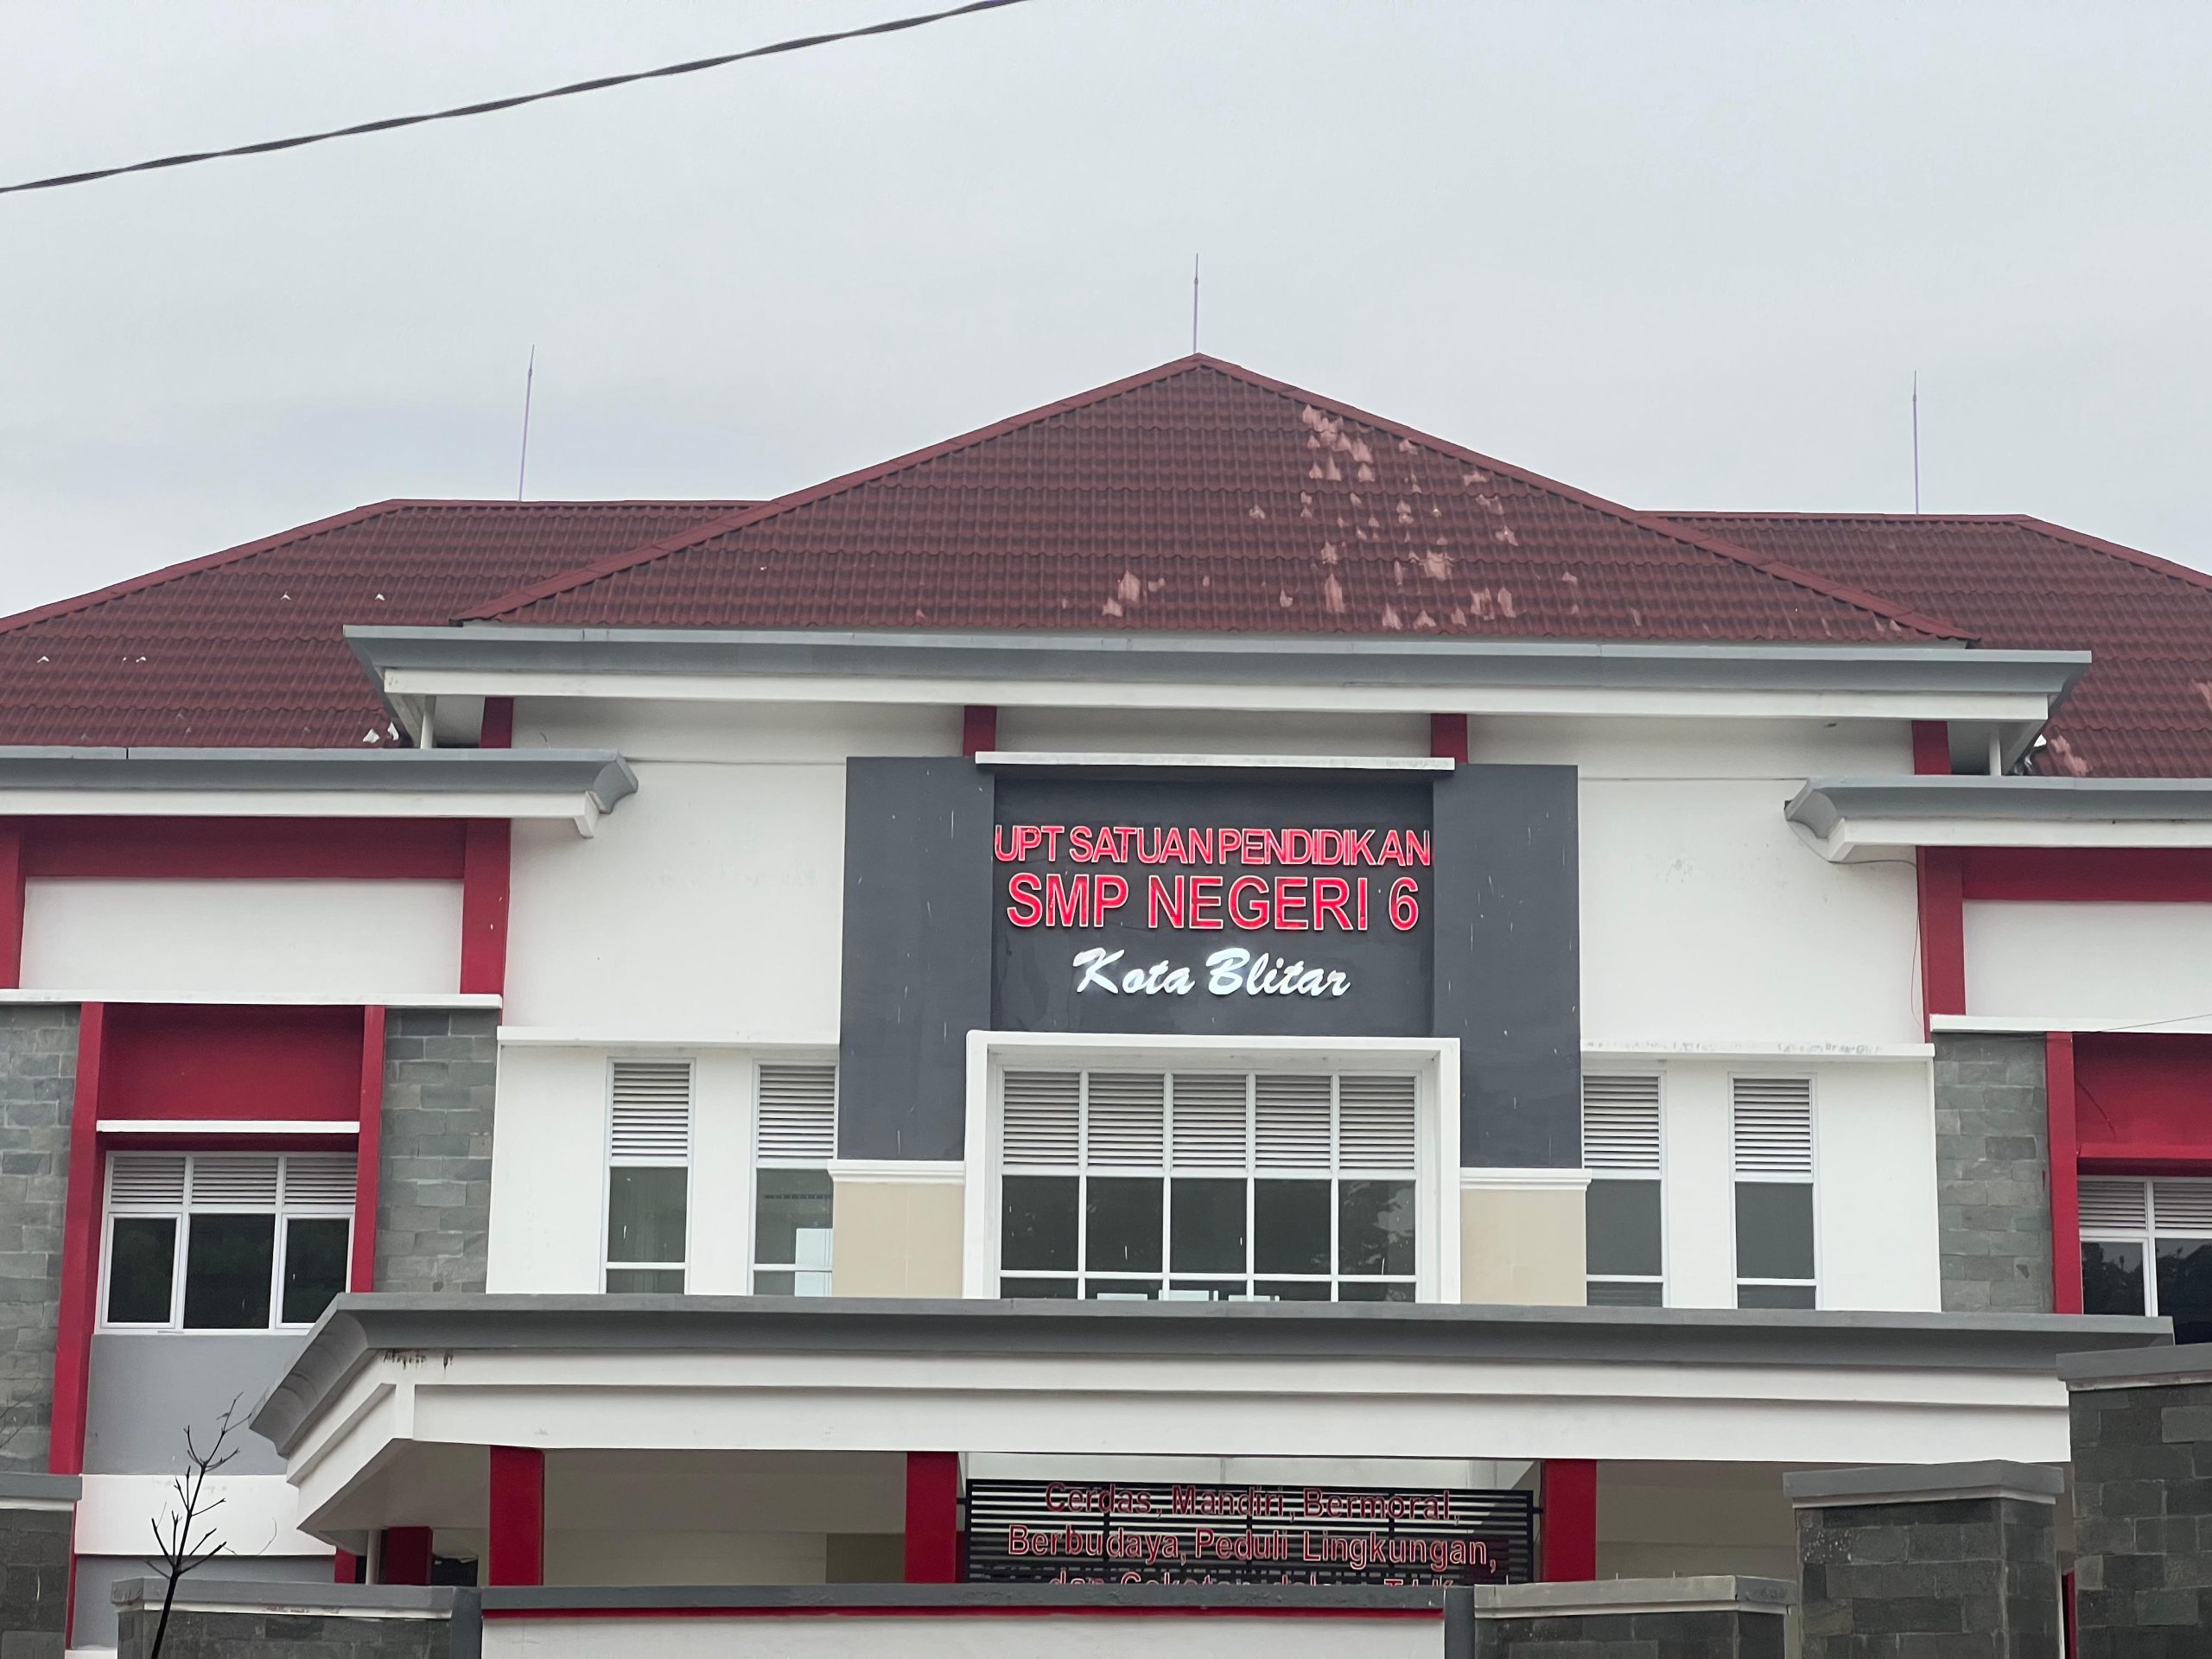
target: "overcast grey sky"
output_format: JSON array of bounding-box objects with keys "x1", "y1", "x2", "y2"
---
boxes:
[{"x1": 3, "y1": 2, "x2": 2208, "y2": 618}]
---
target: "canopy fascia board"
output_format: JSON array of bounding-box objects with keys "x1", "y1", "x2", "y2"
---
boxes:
[{"x1": 1789, "y1": 776, "x2": 2212, "y2": 861}]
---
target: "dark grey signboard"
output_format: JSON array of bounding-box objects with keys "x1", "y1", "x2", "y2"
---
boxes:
[
  {"x1": 990, "y1": 775, "x2": 1434, "y2": 1037},
  {"x1": 963, "y1": 1478, "x2": 1534, "y2": 1586}
]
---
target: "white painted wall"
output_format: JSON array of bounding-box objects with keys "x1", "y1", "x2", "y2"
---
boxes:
[
  {"x1": 1966, "y1": 900, "x2": 2212, "y2": 1028},
  {"x1": 485, "y1": 1612, "x2": 1443, "y2": 1659},
  {"x1": 485, "y1": 1045, "x2": 760, "y2": 1294},
  {"x1": 1649, "y1": 1058, "x2": 1940, "y2": 1313},
  {"x1": 998, "y1": 707, "x2": 1431, "y2": 756},
  {"x1": 19, "y1": 878, "x2": 461, "y2": 1001}
]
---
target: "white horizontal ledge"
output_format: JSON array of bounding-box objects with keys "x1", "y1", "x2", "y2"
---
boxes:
[
  {"x1": 1459, "y1": 1167, "x2": 1590, "y2": 1190},
  {"x1": 0, "y1": 990, "x2": 500, "y2": 1009},
  {"x1": 495, "y1": 1027, "x2": 838, "y2": 1050},
  {"x1": 99, "y1": 1119, "x2": 356, "y2": 1137},
  {"x1": 830, "y1": 1160, "x2": 965, "y2": 1184},
  {"x1": 975, "y1": 751, "x2": 1452, "y2": 772},
  {"x1": 1934, "y1": 1014, "x2": 2212, "y2": 1036},
  {"x1": 1583, "y1": 1039, "x2": 1934, "y2": 1061}
]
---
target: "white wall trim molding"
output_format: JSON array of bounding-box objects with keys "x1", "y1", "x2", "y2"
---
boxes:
[
  {"x1": 0, "y1": 990, "x2": 500, "y2": 1009},
  {"x1": 496, "y1": 1027, "x2": 840, "y2": 1051},
  {"x1": 976, "y1": 751, "x2": 1456, "y2": 773},
  {"x1": 1459, "y1": 1168, "x2": 1592, "y2": 1191},
  {"x1": 1584, "y1": 1039, "x2": 1934, "y2": 1062},
  {"x1": 830, "y1": 1160, "x2": 965, "y2": 1184},
  {"x1": 99, "y1": 1119, "x2": 356, "y2": 1138}
]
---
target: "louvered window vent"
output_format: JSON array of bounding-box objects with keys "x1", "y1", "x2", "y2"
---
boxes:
[
  {"x1": 1582, "y1": 1076, "x2": 1662, "y2": 1173},
  {"x1": 756, "y1": 1064, "x2": 836, "y2": 1163},
  {"x1": 1731, "y1": 1077, "x2": 1814, "y2": 1179}
]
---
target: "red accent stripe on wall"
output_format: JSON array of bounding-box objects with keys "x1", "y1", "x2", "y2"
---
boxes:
[
  {"x1": 1429, "y1": 714, "x2": 1469, "y2": 765},
  {"x1": 101, "y1": 1004, "x2": 361, "y2": 1122},
  {"x1": 1961, "y1": 848, "x2": 2212, "y2": 904},
  {"x1": 460, "y1": 821, "x2": 512, "y2": 996},
  {"x1": 904, "y1": 1452, "x2": 961, "y2": 1584},
  {"x1": 0, "y1": 823, "x2": 22, "y2": 988},
  {"x1": 2048, "y1": 1033, "x2": 2082, "y2": 1315},
  {"x1": 353, "y1": 1007, "x2": 385, "y2": 1293},
  {"x1": 961, "y1": 706, "x2": 997, "y2": 759},
  {"x1": 487, "y1": 1446, "x2": 546, "y2": 1587},
  {"x1": 18, "y1": 817, "x2": 467, "y2": 880},
  {"x1": 482, "y1": 1607, "x2": 1445, "y2": 1623},
  {"x1": 49, "y1": 1003, "x2": 105, "y2": 1477},
  {"x1": 1538, "y1": 1459, "x2": 1597, "y2": 1582}
]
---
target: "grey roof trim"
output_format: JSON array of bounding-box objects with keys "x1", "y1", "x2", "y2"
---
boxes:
[
  {"x1": 347, "y1": 624, "x2": 2088, "y2": 698},
  {"x1": 0, "y1": 1470, "x2": 81, "y2": 1506},
  {"x1": 110, "y1": 1578, "x2": 461, "y2": 1617},
  {"x1": 0, "y1": 747, "x2": 638, "y2": 810},
  {"x1": 1789, "y1": 776, "x2": 2212, "y2": 838},
  {"x1": 2059, "y1": 1344, "x2": 2212, "y2": 1389},
  {"x1": 251, "y1": 1293, "x2": 2170, "y2": 1456},
  {"x1": 1783, "y1": 1460, "x2": 2064, "y2": 1508}
]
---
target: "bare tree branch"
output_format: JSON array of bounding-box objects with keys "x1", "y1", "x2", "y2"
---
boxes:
[{"x1": 146, "y1": 1393, "x2": 250, "y2": 1659}]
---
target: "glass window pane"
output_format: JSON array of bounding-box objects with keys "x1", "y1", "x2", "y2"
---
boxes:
[
  {"x1": 1170, "y1": 1179, "x2": 1246, "y2": 1274},
  {"x1": 2156, "y1": 1239, "x2": 2212, "y2": 1343},
  {"x1": 1338, "y1": 1180, "x2": 1416, "y2": 1277},
  {"x1": 1586, "y1": 1181, "x2": 1662, "y2": 1278},
  {"x1": 2082, "y1": 1241, "x2": 2145, "y2": 1316},
  {"x1": 1253, "y1": 1279, "x2": 1332, "y2": 1301},
  {"x1": 106, "y1": 1217, "x2": 176, "y2": 1325},
  {"x1": 1000, "y1": 1276, "x2": 1077, "y2": 1299},
  {"x1": 1738, "y1": 1282, "x2": 1817, "y2": 1309},
  {"x1": 1586, "y1": 1280, "x2": 1664, "y2": 1308},
  {"x1": 1085, "y1": 1278, "x2": 1160, "y2": 1300},
  {"x1": 1734, "y1": 1183, "x2": 1815, "y2": 1282},
  {"x1": 1338, "y1": 1280, "x2": 1415, "y2": 1303},
  {"x1": 181, "y1": 1214, "x2": 276, "y2": 1329},
  {"x1": 1001, "y1": 1176, "x2": 1078, "y2": 1271},
  {"x1": 608, "y1": 1267, "x2": 685, "y2": 1294},
  {"x1": 755, "y1": 1168, "x2": 833, "y2": 1268},
  {"x1": 1254, "y1": 1181, "x2": 1329, "y2": 1274},
  {"x1": 281, "y1": 1217, "x2": 350, "y2": 1325},
  {"x1": 607, "y1": 1166, "x2": 688, "y2": 1265},
  {"x1": 1086, "y1": 1178, "x2": 1163, "y2": 1274}
]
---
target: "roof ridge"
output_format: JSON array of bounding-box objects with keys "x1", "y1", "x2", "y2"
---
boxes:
[{"x1": 461, "y1": 357, "x2": 1969, "y2": 639}]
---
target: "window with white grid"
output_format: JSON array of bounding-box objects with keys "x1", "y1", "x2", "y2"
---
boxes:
[
  {"x1": 995, "y1": 1068, "x2": 1420, "y2": 1302},
  {"x1": 1730, "y1": 1077, "x2": 1816, "y2": 1310},
  {"x1": 1581, "y1": 1074, "x2": 1662, "y2": 1307},
  {"x1": 2080, "y1": 1176, "x2": 2212, "y2": 1341},
  {"x1": 101, "y1": 1151, "x2": 355, "y2": 1331},
  {"x1": 605, "y1": 1060, "x2": 692, "y2": 1294},
  {"x1": 752, "y1": 1063, "x2": 836, "y2": 1297}
]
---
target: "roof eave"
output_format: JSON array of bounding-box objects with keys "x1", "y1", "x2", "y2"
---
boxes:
[{"x1": 1789, "y1": 775, "x2": 2212, "y2": 861}]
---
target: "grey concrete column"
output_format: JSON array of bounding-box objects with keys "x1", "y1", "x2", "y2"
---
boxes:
[
  {"x1": 1465, "y1": 1576, "x2": 1791, "y2": 1656},
  {"x1": 2062, "y1": 1347, "x2": 2212, "y2": 1654},
  {"x1": 1787, "y1": 1461, "x2": 2063, "y2": 1659},
  {"x1": 0, "y1": 1472, "x2": 79, "y2": 1659}
]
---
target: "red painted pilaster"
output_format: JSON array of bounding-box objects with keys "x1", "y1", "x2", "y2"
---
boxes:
[
  {"x1": 479, "y1": 696, "x2": 515, "y2": 751},
  {"x1": 353, "y1": 1007, "x2": 385, "y2": 1293},
  {"x1": 2048, "y1": 1031, "x2": 2082, "y2": 1315},
  {"x1": 486, "y1": 1446, "x2": 546, "y2": 1587},
  {"x1": 961, "y1": 705, "x2": 998, "y2": 759},
  {"x1": 334, "y1": 1548, "x2": 361, "y2": 1585},
  {"x1": 904, "y1": 1451, "x2": 961, "y2": 1583},
  {"x1": 0, "y1": 821, "x2": 23, "y2": 988},
  {"x1": 1910, "y1": 720, "x2": 1951, "y2": 778},
  {"x1": 1916, "y1": 848, "x2": 1967, "y2": 1034},
  {"x1": 49, "y1": 1003, "x2": 105, "y2": 1477},
  {"x1": 1430, "y1": 714, "x2": 1469, "y2": 765},
  {"x1": 378, "y1": 1527, "x2": 433, "y2": 1586},
  {"x1": 1538, "y1": 1459, "x2": 1598, "y2": 1582},
  {"x1": 459, "y1": 821, "x2": 511, "y2": 997}
]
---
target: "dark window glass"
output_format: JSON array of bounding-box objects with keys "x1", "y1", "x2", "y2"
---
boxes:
[
  {"x1": 106, "y1": 1217, "x2": 176, "y2": 1325},
  {"x1": 1738, "y1": 1282, "x2": 1817, "y2": 1310},
  {"x1": 2156, "y1": 1239, "x2": 2212, "y2": 1343},
  {"x1": 1085, "y1": 1278, "x2": 1160, "y2": 1300},
  {"x1": 607, "y1": 1166, "x2": 688, "y2": 1265},
  {"x1": 1001, "y1": 1176, "x2": 1078, "y2": 1271},
  {"x1": 1734, "y1": 1183, "x2": 1815, "y2": 1282},
  {"x1": 181, "y1": 1214, "x2": 275, "y2": 1329},
  {"x1": 1254, "y1": 1181, "x2": 1329, "y2": 1274},
  {"x1": 1586, "y1": 1280, "x2": 1664, "y2": 1308},
  {"x1": 754, "y1": 1168, "x2": 833, "y2": 1268},
  {"x1": 1338, "y1": 1180, "x2": 1415, "y2": 1277},
  {"x1": 1170, "y1": 1179, "x2": 1246, "y2": 1274},
  {"x1": 1338, "y1": 1280, "x2": 1415, "y2": 1303},
  {"x1": 2082, "y1": 1240, "x2": 2145, "y2": 1316},
  {"x1": 607, "y1": 1267, "x2": 686, "y2": 1293},
  {"x1": 1253, "y1": 1279, "x2": 1332, "y2": 1301},
  {"x1": 281, "y1": 1217, "x2": 350, "y2": 1325},
  {"x1": 1000, "y1": 1277, "x2": 1077, "y2": 1299},
  {"x1": 1586, "y1": 1180, "x2": 1662, "y2": 1278},
  {"x1": 1086, "y1": 1178, "x2": 1163, "y2": 1274}
]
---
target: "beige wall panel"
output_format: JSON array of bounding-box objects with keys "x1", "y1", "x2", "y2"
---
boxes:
[
  {"x1": 1460, "y1": 1186, "x2": 1586, "y2": 1306},
  {"x1": 831, "y1": 1179, "x2": 965, "y2": 1297}
]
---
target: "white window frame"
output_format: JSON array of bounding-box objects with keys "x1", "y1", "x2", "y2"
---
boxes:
[
  {"x1": 97, "y1": 1152, "x2": 355, "y2": 1333},
  {"x1": 750, "y1": 1062, "x2": 839, "y2": 1295},
  {"x1": 602, "y1": 1058, "x2": 693, "y2": 1294},
  {"x1": 962, "y1": 1032, "x2": 1459, "y2": 1303},
  {"x1": 1728, "y1": 1073, "x2": 1820, "y2": 1311},
  {"x1": 1580, "y1": 1071, "x2": 1666, "y2": 1308},
  {"x1": 2079, "y1": 1176, "x2": 2212, "y2": 1318}
]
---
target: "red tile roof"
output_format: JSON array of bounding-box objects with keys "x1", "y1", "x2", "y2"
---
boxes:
[
  {"x1": 1659, "y1": 514, "x2": 2212, "y2": 779},
  {"x1": 463, "y1": 358, "x2": 1967, "y2": 644},
  {"x1": 0, "y1": 500, "x2": 747, "y2": 747}
]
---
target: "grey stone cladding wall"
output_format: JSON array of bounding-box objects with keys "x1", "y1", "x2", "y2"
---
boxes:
[
  {"x1": 1473, "y1": 1607, "x2": 1783, "y2": 1656},
  {"x1": 0, "y1": 1007, "x2": 76, "y2": 1472},
  {"x1": 0, "y1": 1505, "x2": 73, "y2": 1656},
  {"x1": 377, "y1": 1009, "x2": 496, "y2": 1295},
  {"x1": 2070, "y1": 1376, "x2": 2212, "y2": 1654},
  {"x1": 1796, "y1": 1495, "x2": 2060, "y2": 1659},
  {"x1": 1933, "y1": 1033, "x2": 2052, "y2": 1314}
]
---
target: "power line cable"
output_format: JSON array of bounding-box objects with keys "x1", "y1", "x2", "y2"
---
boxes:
[{"x1": 0, "y1": 0, "x2": 1035, "y2": 199}]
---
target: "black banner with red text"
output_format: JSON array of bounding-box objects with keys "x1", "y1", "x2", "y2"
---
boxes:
[{"x1": 989, "y1": 775, "x2": 1434, "y2": 1036}]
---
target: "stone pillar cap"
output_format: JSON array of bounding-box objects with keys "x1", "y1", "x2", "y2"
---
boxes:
[
  {"x1": 0, "y1": 1471, "x2": 82, "y2": 1510},
  {"x1": 2059, "y1": 1343, "x2": 2212, "y2": 1390},
  {"x1": 1784, "y1": 1460, "x2": 2063, "y2": 1508}
]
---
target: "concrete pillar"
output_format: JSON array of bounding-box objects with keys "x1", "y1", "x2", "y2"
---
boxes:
[
  {"x1": 486, "y1": 1446, "x2": 544, "y2": 1587},
  {"x1": 1537, "y1": 1459, "x2": 1598, "y2": 1580},
  {"x1": 2062, "y1": 1346, "x2": 2212, "y2": 1652},
  {"x1": 1786, "y1": 1461, "x2": 2063, "y2": 1659},
  {"x1": 904, "y1": 1450, "x2": 961, "y2": 1582},
  {"x1": 1467, "y1": 1576, "x2": 1790, "y2": 1656},
  {"x1": 0, "y1": 1472, "x2": 79, "y2": 1659}
]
